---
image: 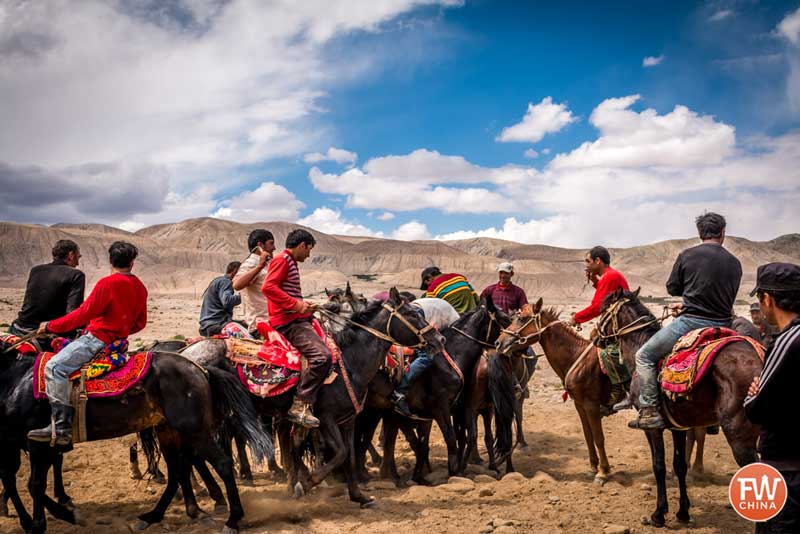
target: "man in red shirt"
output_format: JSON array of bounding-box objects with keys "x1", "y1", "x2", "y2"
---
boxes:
[
  {"x1": 568, "y1": 246, "x2": 630, "y2": 326},
  {"x1": 29, "y1": 241, "x2": 148, "y2": 446},
  {"x1": 262, "y1": 229, "x2": 329, "y2": 428}
]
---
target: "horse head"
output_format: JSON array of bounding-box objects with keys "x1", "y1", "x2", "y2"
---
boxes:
[
  {"x1": 453, "y1": 293, "x2": 513, "y2": 348},
  {"x1": 595, "y1": 286, "x2": 657, "y2": 348},
  {"x1": 321, "y1": 282, "x2": 369, "y2": 335},
  {"x1": 495, "y1": 297, "x2": 546, "y2": 355}
]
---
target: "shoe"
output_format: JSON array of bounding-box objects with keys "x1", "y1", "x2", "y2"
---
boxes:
[
  {"x1": 286, "y1": 399, "x2": 320, "y2": 428},
  {"x1": 28, "y1": 403, "x2": 74, "y2": 446},
  {"x1": 627, "y1": 406, "x2": 665, "y2": 430},
  {"x1": 391, "y1": 391, "x2": 413, "y2": 418},
  {"x1": 611, "y1": 396, "x2": 633, "y2": 412}
]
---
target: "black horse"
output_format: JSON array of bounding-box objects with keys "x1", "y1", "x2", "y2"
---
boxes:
[{"x1": 0, "y1": 341, "x2": 272, "y2": 534}]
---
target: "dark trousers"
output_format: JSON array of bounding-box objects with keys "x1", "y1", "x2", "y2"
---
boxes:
[
  {"x1": 199, "y1": 323, "x2": 224, "y2": 337},
  {"x1": 396, "y1": 349, "x2": 433, "y2": 395},
  {"x1": 756, "y1": 471, "x2": 800, "y2": 533},
  {"x1": 278, "y1": 319, "x2": 332, "y2": 404}
]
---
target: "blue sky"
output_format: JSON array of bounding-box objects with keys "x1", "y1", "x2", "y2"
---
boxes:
[{"x1": 1, "y1": 1, "x2": 798, "y2": 247}]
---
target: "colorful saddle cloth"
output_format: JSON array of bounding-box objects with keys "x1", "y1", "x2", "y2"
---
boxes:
[
  {"x1": 33, "y1": 345, "x2": 152, "y2": 400},
  {"x1": 0, "y1": 333, "x2": 39, "y2": 354},
  {"x1": 659, "y1": 327, "x2": 764, "y2": 399},
  {"x1": 385, "y1": 345, "x2": 416, "y2": 372}
]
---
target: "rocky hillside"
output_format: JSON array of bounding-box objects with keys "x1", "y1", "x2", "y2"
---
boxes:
[{"x1": 1, "y1": 218, "x2": 797, "y2": 301}]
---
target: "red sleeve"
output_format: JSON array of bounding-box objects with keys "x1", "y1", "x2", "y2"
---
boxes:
[
  {"x1": 574, "y1": 271, "x2": 629, "y2": 324},
  {"x1": 262, "y1": 255, "x2": 299, "y2": 311},
  {"x1": 48, "y1": 278, "x2": 110, "y2": 333}
]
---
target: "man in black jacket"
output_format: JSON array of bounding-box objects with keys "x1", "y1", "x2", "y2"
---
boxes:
[
  {"x1": 745, "y1": 262, "x2": 800, "y2": 533},
  {"x1": 9, "y1": 240, "x2": 85, "y2": 339}
]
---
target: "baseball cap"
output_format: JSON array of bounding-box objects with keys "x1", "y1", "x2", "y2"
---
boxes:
[{"x1": 497, "y1": 262, "x2": 514, "y2": 273}]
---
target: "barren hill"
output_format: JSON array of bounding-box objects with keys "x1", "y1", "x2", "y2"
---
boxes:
[{"x1": 1, "y1": 218, "x2": 798, "y2": 301}]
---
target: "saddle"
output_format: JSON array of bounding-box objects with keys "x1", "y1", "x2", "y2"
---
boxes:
[{"x1": 384, "y1": 345, "x2": 417, "y2": 381}]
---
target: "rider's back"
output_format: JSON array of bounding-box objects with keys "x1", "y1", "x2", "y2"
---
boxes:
[{"x1": 666, "y1": 242, "x2": 741, "y2": 320}]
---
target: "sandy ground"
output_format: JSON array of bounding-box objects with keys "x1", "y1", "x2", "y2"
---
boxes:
[{"x1": 0, "y1": 290, "x2": 756, "y2": 534}]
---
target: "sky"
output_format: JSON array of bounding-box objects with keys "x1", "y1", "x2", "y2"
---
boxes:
[{"x1": 1, "y1": 0, "x2": 799, "y2": 247}]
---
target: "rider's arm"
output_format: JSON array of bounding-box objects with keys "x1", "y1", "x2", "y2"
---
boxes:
[
  {"x1": 232, "y1": 253, "x2": 268, "y2": 291},
  {"x1": 218, "y1": 278, "x2": 241, "y2": 312},
  {"x1": 665, "y1": 254, "x2": 684, "y2": 297},
  {"x1": 47, "y1": 277, "x2": 111, "y2": 334}
]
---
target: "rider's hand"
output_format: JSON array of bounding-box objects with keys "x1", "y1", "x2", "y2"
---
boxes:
[
  {"x1": 297, "y1": 301, "x2": 317, "y2": 314},
  {"x1": 36, "y1": 322, "x2": 48, "y2": 335},
  {"x1": 257, "y1": 250, "x2": 271, "y2": 268},
  {"x1": 747, "y1": 376, "x2": 760, "y2": 397},
  {"x1": 669, "y1": 303, "x2": 684, "y2": 318},
  {"x1": 567, "y1": 314, "x2": 578, "y2": 327}
]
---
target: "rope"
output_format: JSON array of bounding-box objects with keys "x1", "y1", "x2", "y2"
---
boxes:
[{"x1": 314, "y1": 302, "x2": 434, "y2": 349}]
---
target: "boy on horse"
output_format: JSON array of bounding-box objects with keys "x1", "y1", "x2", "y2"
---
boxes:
[
  {"x1": 28, "y1": 241, "x2": 148, "y2": 446},
  {"x1": 233, "y1": 229, "x2": 275, "y2": 335},
  {"x1": 630, "y1": 213, "x2": 742, "y2": 430},
  {"x1": 262, "y1": 229, "x2": 329, "y2": 428},
  {"x1": 567, "y1": 246, "x2": 629, "y2": 327}
]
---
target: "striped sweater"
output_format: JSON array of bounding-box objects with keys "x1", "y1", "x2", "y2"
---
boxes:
[
  {"x1": 262, "y1": 250, "x2": 308, "y2": 328},
  {"x1": 425, "y1": 273, "x2": 479, "y2": 314}
]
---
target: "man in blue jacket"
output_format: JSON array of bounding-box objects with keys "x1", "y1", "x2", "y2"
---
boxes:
[{"x1": 199, "y1": 261, "x2": 242, "y2": 336}]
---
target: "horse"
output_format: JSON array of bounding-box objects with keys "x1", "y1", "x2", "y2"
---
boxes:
[
  {"x1": 0, "y1": 340, "x2": 272, "y2": 534},
  {"x1": 180, "y1": 287, "x2": 446, "y2": 508},
  {"x1": 593, "y1": 288, "x2": 761, "y2": 526}
]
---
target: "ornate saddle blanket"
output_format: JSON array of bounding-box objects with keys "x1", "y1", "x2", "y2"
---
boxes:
[
  {"x1": 0, "y1": 333, "x2": 39, "y2": 354},
  {"x1": 660, "y1": 327, "x2": 764, "y2": 399},
  {"x1": 33, "y1": 348, "x2": 152, "y2": 400},
  {"x1": 385, "y1": 345, "x2": 416, "y2": 376}
]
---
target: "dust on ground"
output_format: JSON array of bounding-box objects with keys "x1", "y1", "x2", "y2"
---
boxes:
[{"x1": 1, "y1": 291, "x2": 754, "y2": 534}]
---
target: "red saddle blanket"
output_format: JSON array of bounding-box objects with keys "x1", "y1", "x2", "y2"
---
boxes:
[
  {"x1": 0, "y1": 333, "x2": 39, "y2": 354},
  {"x1": 385, "y1": 345, "x2": 416, "y2": 373},
  {"x1": 33, "y1": 351, "x2": 153, "y2": 400},
  {"x1": 659, "y1": 327, "x2": 764, "y2": 398}
]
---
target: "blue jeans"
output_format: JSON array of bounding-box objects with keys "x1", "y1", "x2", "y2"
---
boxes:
[
  {"x1": 636, "y1": 315, "x2": 731, "y2": 408},
  {"x1": 396, "y1": 349, "x2": 434, "y2": 395},
  {"x1": 45, "y1": 332, "x2": 106, "y2": 405}
]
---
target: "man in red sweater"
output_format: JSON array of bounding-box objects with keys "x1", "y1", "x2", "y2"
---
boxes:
[
  {"x1": 568, "y1": 246, "x2": 630, "y2": 326},
  {"x1": 28, "y1": 241, "x2": 148, "y2": 446},
  {"x1": 262, "y1": 229, "x2": 329, "y2": 428}
]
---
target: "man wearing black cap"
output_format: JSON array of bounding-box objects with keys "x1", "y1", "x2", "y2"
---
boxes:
[{"x1": 744, "y1": 262, "x2": 800, "y2": 533}]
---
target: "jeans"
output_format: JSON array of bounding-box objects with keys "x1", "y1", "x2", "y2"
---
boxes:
[
  {"x1": 636, "y1": 314, "x2": 731, "y2": 408},
  {"x1": 45, "y1": 332, "x2": 106, "y2": 406},
  {"x1": 396, "y1": 349, "x2": 434, "y2": 395}
]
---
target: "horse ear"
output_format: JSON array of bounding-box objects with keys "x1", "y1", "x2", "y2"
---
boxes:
[
  {"x1": 345, "y1": 281, "x2": 352, "y2": 296},
  {"x1": 633, "y1": 286, "x2": 641, "y2": 299},
  {"x1": 613, "y1": 287, "x2": 623, "y2": 300},
  {"x1": 325, "y1": 287, "x2": 332, "y2": 297},
  {"x1": 388, "y1": 287, "x2": 401, "y2": 304},
  {"x1": 534, "y1": 297, "x2": 543, "y2": 314}
]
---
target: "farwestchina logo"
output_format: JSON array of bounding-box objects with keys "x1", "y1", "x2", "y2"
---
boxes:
[{"x1": 729, "y1": 463, "x2": 788, "y2": 522}]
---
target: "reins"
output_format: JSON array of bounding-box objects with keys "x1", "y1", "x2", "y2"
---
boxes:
[
  {"x1": 449, "y1": 307, "x2": 499, "y2": 348},
  {"x1": 500, "y1": 310, "x2": 561, "y2": 346},
  {"x1": 315, "y1": 301, "x2": 436, "y2": 349}
]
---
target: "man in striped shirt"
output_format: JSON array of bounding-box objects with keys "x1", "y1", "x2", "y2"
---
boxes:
[
  {"x1": 262, "y1": 229, "x2": 329, "y2": 428},
  {"x1": 420, "y1": 267, "x2": 479, "y2": 314}
]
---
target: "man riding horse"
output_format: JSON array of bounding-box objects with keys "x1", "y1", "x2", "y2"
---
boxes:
[
  {"x1": 567, "y1": 246, "x2": 629, "y2": 327},
  {"x1": 630, "y1": 212, "x2": 742, "y2": 430},
  {"x1": 233, "y1": 228, "x2": 275, "y2": 335},
  {"x1": 28, "y1": 241, "x2": 148, "y2": 446},
  {"x1": 420, "y1": 267, "x2": 479, "y2": 314}
]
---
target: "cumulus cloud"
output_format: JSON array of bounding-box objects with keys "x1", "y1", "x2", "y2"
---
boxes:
[
  {"x1": 297, "y1": 207, "x2": 382, "y2": 237},
  {"x1": 523, "y1": 148, "x2": 539, "y2": 159},
  {"x1": 642, "y1": 55, "x2": 665, "y2": 67},
  {"x1": 391, "y1": 221, "x2": 431, "y2": 241},
  {"x1": 778, "y1": 7, "x2": 800, "y2": 45},
  {"x1": 377, "y1": 212, "x2": 396, "y2": 220},
  {"x1": 213, "y1": 182, "x2": 305, "y2": 222},
  {"x1": 496, "y1": 97, "x2": 576, "y2": 143},
  {"x1": 303, "y1": 147, "x2": 358, "y2": 166}
]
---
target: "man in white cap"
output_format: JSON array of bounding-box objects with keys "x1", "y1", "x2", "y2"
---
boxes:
[{"x1": 480, "y1": 262, "x2": 529, "y2": 314}]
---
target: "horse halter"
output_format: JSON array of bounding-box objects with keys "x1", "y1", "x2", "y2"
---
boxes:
[
  {"x1": 500, "y1": 308, "x2": 559, "y2": 348},
  {"x1": 450, "y1": 305, "x2": 500, "y2": 348},
  {"x1": 316, "y1": 300, "x2": 436, "y2": 349},
  {"x1": 594, "y1": 298, "x2": 662, "y2": 342}
]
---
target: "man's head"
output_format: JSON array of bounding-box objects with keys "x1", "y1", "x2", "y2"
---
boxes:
[
  {"x1": 749, "y1": 302, "x2": 764, "y2": 326},
  {"x1": 420, "y1": 266, "x2": 442, "y2": 291},
  {"x1": 695, "y1": 212, "x2": 726, "y2": 243},
  {"x1": 286, "y1": 229, "x2": 316, "y2": 262},
  {"x1": 585, "y1": 246, "x2": 611, "y2": 277},
  {"x1": 52, "y1": 240, "x2": 81, "y2": 267},
  {"x1": 109, "y1": 241, "x2": 138, "y2": 271},
  {"x1": 751, "y1": 263, "x2": 800, "y2": 326},
  {"x1": 225, "y1": 261, "x2": 241, "y2": 279},
  {"x1": 247, "y1": 229, "x2": 275, "y2": 255},
  {"x1": 497, "y1": 262, "x2": 514, "y2": 285}
]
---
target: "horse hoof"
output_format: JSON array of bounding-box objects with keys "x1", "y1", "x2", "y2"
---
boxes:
[
  {"x1": 220, "y1": 526, "x2": 238, "y2": 534},
  {"x1": 61, "y1": 498, "x2": 76, "y2": 511},
  {"x1": 516, "y1": 443, "x2": 529, "y2": 451},
  {"x1": 676, "y1": 511, "x2": 691, "y2": 523},
  {"x1": 360, "y1": 498, "x2": 378, "y2": 509},
  {"x1": 293, "y1": 482, "x2": 305, "y2": 499},
  {"x1": 214, "y1": 503, "x2": 228, "y2": 516},
  {"x1": 593, "y1": 475, "x2": 608, "y2": 485},
  {"x1": 151, "y1": 474, "x2": 166, "y2": 485},
  {"x1": 133, "y1": 520, "x2": 151, "y2": 531},
  {"x1": 642, "y1": 515, "x2": 665, "y2": 528},
  {"x1": 130, "y1": 469, "x2": 143, "y2": 480}
]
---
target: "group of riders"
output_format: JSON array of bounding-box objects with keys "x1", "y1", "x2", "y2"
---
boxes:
[{"x1": 5, "y1": 212, "x2": 799, "y2": 531}]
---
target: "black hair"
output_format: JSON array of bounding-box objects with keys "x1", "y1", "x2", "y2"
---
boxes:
[
  {"x1": 695, "y1": 212, "x2": 726, "y2": 240},
  {"x1": 225, "y1": 261, "x2": 241, "y2": 275},
  {"x1": 286, "y1": 229, "x2": 316, "y2": 249},
  {"x1": 588, "y1": 246, "x2": 611, "y2": 266},
  {"x1": 247, "y1": 229, "x2": 274, "y2": 251},
  {"x1": 759, "y1": 289, "x2": 800, "y2": 314},
  {"x1": 109, "y1": 241, "x2": 138, "y2": 269},
  {"x1": 52, "y1": 239, "x2": 79, "y2": 261}
]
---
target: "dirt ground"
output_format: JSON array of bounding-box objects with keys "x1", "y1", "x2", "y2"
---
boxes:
[{"x1": 0, "y1": 290, "x2": 756, "y2": 534}]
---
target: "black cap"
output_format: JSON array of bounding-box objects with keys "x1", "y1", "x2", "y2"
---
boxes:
[
  {"x1": 420, "y1": 266, "x2": 441, "y2": 290},
  {"x1": 749, "y1": 262, "x2": 800, "y2": 297}
]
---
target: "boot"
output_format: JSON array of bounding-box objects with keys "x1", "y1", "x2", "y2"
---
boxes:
[
  {"x1": 628, "y1": 406, "x2": 664, "y2": 430},
  {"x1": 28, "y1": 403, "x2": 74, "y2": 446},
  {"x1": 286, "y1": 398, "x2": 320, "y2": 428},
  {"x1": 391, "y1": 391, "x2": 413, "y2": 418}
]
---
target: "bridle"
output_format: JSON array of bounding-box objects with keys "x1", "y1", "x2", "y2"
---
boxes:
[
  {"x1": 594, "y1": 298, "x2": 664, "y2": 343},
  {"x1": 449, "y1": 306, "x2": 501, "y2": 348},
  {"x1": 316, "y1": 300, "x2": 436, "y2": 349},
  {"x1": 499, "y1": 309, "x2": 560, "y2": 348}
]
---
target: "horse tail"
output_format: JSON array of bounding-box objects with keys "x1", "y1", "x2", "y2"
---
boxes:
[
  {"x1": 487, "y1": 353, "x2": 515, "y2": 460},
  {"x1": 139, "y1": 428, "x2": 161, "y2": 477},
  {"x1": 206, "y1": 366, "x2": 274, "y2": 464}
]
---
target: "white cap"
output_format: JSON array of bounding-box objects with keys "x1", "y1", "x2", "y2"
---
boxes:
[{"x1": 497, "y1": 262, "x2": 514, "y2": 273}]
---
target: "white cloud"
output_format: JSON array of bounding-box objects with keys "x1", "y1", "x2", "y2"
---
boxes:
[
  {"x1": 377, "y1": 212, "x2": 396, "y2": 220},
  {"x1": 642, "y1": 55, "x2": 665, "y2": 67},
  {"x1": 778, "y1": 7, "x2": 800, "y2": 45},
  {"x1": 297, "y1": 207, "x2": 382, "y2": 237},
  {"x1": 709, "y1": 10, "x2": 733, "y2": 22},
  {"x1": 496, "y1": 97, "x2": 576, "y2": 143},
  {"x1": 303, "y1": 147, "x2": 358, "y2": 166},
  {"x1": 118, "y1": 221, "x2": 145, "y2": 233},
  {"x1": 551, "y1": 94, "x2": 735, "y2": 169},
  {"x1": 213, "y1": 182, "x2": 305, "y2": 222},
  {"x1": 542, "y1": 148, "x2": 551, "y2": 155},
  {"x1": 523, "y1": 148, "x2": 539, "y2": 159},
  {"x1": 391, "y1": 221, "x2": 431, "y2": 241}
]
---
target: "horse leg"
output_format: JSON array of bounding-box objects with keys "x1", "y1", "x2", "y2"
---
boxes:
[
  {"x1": 482, "y1": 409, "x2": 498, "y2": 473},
  {"x1": 51, "y1": 452, "x2": 74, "y2": 509},
  {"x1": 368, "y1": 442, "x2": 382, "y2": 466},
  {"x1": 514, "y1": 396, "x2": 528, "y2": 450},
  {"x1": 690, "y1": 427, "x2": 706, "y2": 475},
  {"x1": 177, "y1": 448, "x2": 201, "y2": 519},
  {"x1": 574, "y1": 404, "x2": 599, "y2": 475},
  {"x1": 408, "y1": 420, "x2": 433, "y2": 479},
  {"x1": 355, "y1": 411, "x2": 381, "y2": 483},
  {"x1": 341, "y1": 423, "x2": 375, "y2": 507},
  {"x1": 379, "y1": 416, "x2": 401, "y2": 483},
  {"x1": 1, "y1": 447, "x2": 32, "y2": 532},
  {"x1": 192, "y1": 437, "x2": 246, "y2": 533},
  {"x1": 644, "y1": 429, "x2": 668, "y2": 527},
  {"x1": 586, "y1": 410, "x2": 610, "y2": 483},
  {"x1": 233, "y1": 435, "x2": 254, "y2": 485},
  {"x1": 671, "y1": 430, "x2": 691, "y2": 523},
  {"x1": 263, "y1": 417, "x2": 285, "y2": 479},
  {"x1": 130, "y1": 442, "x2": 144, "y2": 480},
  {"x1": 434, "y1": 412, "x2": 460, "y2": 476},
  {"x1": 192, "y1": 456, "x2": 227, "y2": 514},
  {"x1": 27, "y1": 443, "x2": 57, "y2": 534},
  {"x1": 137, "y1": 439, "x2": 182, "y2": 528}
]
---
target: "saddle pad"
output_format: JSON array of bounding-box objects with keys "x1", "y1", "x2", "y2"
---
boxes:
[
  {"x1": 385, "y1": 345, "x2": 416, "y2": 372},
  {"x1": 0, "y1": 333, "x2": 39, "y2": 354},
  {"x1": 660, "y1": 328, "x2": 764, "y2": 397},
  {"x1": 237, "y1": 362, "x2": 299, "y2": 398},
  {"x1": 33, "y1": 351, "x2": 152, "y2": 399}
]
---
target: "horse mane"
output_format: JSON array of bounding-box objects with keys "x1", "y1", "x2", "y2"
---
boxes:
[{"x1": 539, "y1": 307, "x2": 590, "y2": 344}]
